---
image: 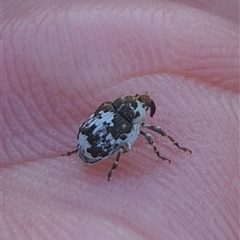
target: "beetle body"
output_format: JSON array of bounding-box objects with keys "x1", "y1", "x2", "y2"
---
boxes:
[
  {"x1": 77, "y1": 94, "x2": 154, "y2": 163},
  {"x1": 63, "y1": 94, "x2": 191, "y2": 180}
]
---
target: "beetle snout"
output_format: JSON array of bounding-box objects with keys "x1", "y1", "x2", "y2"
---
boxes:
[{"x1": 150, "y1": 100, "x2": 156, "y2": 117}]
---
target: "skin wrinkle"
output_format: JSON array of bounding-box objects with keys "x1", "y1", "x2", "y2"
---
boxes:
[
  {"x1": 24, "y1": 15, "x2": 78, "y2": 148},
  {"x1": 170, "y1": 0, "x2": 239, "y2": 24},
  {"x1": 15, "y1": 93, "x2": 57, "y2": 153},
  {"x1": 4, "y1": 88, "x2": 66, "y2": 166},
  {"x1": 2, "y1": 1, "x2": 239, "y2": 240},
  {"x1": 3, "y1": 99, "x2": 34, "y2": 161}
]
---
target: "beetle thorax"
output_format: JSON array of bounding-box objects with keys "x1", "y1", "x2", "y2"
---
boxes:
[
  {"x1": 131, "y1": 100, "x2": 147, "y2": 124},
  {"x1": 112, "y1": 95, "x2": 148, "y2": 124}
]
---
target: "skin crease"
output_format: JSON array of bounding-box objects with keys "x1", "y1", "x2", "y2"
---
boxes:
[{"x1": 2, "y1": 0, "x2": 239, "y2": 239}]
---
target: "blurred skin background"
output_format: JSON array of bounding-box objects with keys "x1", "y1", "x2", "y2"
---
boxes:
[{"x1": 2, "y1": 0, "x2": 239, "y2": 239}]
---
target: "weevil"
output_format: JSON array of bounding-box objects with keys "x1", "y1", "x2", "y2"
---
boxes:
[{"x1": 62, "y1": 94, "x2": 191, "y2": 180}]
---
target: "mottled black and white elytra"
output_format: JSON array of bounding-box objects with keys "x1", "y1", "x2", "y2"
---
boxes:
[{"x1": 63, "y1": 94, "x2": 192, "y2": 180}]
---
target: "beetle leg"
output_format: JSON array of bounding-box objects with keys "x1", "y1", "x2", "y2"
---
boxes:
[
  {"x1": 61, "y1": 148, "x2": 78, "y2": 156},
  {"x1": 140, "y1": 130, "x2": 171, "y2": 163},
  {"x1": 141, "y1": 123, "x2": 192, "y2": 153},
  {"x1": 107, "y1": 143, "x2": 131, "y2": 181}
]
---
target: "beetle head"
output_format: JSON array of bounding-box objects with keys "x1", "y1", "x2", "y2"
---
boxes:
[{"x1": 138, "y1": 94, "x2": 156, "y2": 117}]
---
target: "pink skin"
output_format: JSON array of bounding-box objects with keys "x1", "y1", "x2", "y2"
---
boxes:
[{"x1": 2, "y1": 0, "x2": 238, "y2": 239}]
